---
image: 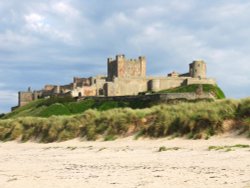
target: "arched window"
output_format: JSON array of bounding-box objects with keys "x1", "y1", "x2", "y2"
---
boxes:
[{"x1": 99, "y1": 89, "x2": 104, "y2": 95}]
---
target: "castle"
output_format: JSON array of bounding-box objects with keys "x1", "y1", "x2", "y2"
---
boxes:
[{"x1": 17, "y1": 54, "x2": 216, "y2": 107}]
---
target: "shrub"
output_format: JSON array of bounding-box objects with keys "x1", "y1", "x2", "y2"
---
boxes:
[
  {"x1": 104, "y1": 134, "x2": 117, "y2": 141},
  {"x1": 237, "y1": 98, "x2": 250, "y2": 118}
]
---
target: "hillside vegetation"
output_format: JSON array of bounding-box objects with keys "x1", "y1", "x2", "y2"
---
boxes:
[
  {"x1": 157, "y1": 84, "x2": 225, "y2": 99},
  {"x1": 0, "y1": 98, "x2": 249, "y2": 142},
  {"x1": 3, "y1": 97, "x2": 149, "y2": 119},
  {"x1": 3, "y1": 84, "x2": 224, "y2": 119}
]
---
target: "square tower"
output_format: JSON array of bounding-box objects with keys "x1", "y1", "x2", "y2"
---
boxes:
[{"x1": 107, "y1": 54, "x2": 146, "y2": 81}]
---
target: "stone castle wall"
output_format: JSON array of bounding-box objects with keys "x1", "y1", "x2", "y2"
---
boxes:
[
  {"x1": 18, "y1": 90, "x2": 42, "y2": 107},
  {"x1": 81, "y1": 92, "x2": 215, "y2": 104},
  {"x1": 18, "y1": 92, "x2": 33, "y2": 107},
  {"x1": 186, "y1": 77, "x2": 216, "y2": 85},
  {"x1": 148, "y1": 77, "x2": 187, "y2": 92},
  {"x1": 16, "y1": 54, "x2": 217, "y2": 108},
  {"x1": 106, "y1": 77, "x2": 148, "y2": 96},
  {"x1": 189, "y1": 60, "x2": 206, "y2": 78},
  {"x1": 107, "y1": 55, "x2": 146, "y2": 80}
]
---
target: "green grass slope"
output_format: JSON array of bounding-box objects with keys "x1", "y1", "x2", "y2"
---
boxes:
[
  {"x1": 3, "y1": 97, "x2": 145, "y2": 119},
  {"x1": 3, "y1": 84, "x2": 225, "y2": 119},
  {"x1": 0, "y1": 98, "x2": 249, "y2": 142},
  {"x1": 157, "y1": 84, "x2": 225, "y2": 99}
]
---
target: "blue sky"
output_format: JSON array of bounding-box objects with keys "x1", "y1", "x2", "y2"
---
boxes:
[{"x1": 0, "y1": 0, "x2": 250, "y2": 113}]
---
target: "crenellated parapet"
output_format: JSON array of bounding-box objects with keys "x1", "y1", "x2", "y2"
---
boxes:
[
  {"x1": 15, "y1": 54, "x2": 217, "y2": 110},
  {"x1": 189, "y1": 60, "x2": 207, "y2": 78},
  {"x1": 107, "y1": 54, "x2": 146, "y2": 81}
]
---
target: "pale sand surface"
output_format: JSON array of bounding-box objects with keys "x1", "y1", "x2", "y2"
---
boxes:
[{"x1": 0, "y1": 136, "x2": 250, "y2": 188}]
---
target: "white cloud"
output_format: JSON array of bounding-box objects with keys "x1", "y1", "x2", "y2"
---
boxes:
[
  {"x1": 135, "y1": 6, "x2": 165, "y2": 18},
  {"x1": 24, "y1": 12, "x2": 72, "y2": 43},
  {"x1": 0, "y1": 30, "x2": 37, "y2": 49},
  {"x1": 0, "y1": 0, "x2": 250, "y2": 113},
  {"x1": 103, "y1": 12, "x2": 135, "y2": 29},
  {"x1": 212, "y1": 2, "x2": 250, "y2": 20},
  {"x1": 24, "y1": 13, "x2": 50, "y2": 32},
  {"x1": 25, "y1": 13, "x2": 44, "y2": 24},
  {"x1": 52, "y1": 2, "x2": 79, "y2": 18}
]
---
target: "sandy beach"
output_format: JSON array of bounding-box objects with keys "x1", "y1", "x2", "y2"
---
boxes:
[{"x1": 0, "y1": 135, "x2": 250, "y2": 188}]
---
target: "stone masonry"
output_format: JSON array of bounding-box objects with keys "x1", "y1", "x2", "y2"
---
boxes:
[{"x1": 17, "y1": 54, "x2": 216, "y2": 108}]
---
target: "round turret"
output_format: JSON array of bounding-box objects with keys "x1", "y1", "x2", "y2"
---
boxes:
[
  {"x1": 150, "y1": 79, "x2": 160, "y2": 92},
  {"x1": 189, "y1": 60, "x2": 206, "y2": 78}
]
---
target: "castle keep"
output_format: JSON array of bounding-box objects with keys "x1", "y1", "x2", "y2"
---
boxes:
[{"x1": 17, "y1": 54, "x2": 216, "y2": 107}]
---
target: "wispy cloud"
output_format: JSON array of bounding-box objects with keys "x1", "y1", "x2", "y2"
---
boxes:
[{"x1": 0, "y1": 0, "x2": 249, "y2": 113}]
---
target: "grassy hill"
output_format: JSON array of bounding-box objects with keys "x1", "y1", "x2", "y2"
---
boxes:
[
  {"x1": 0, "y1": 98, "x2": 249, "y2": 142},
  {"x1": 3, "y1": 84, "x2": 224, "y2": 119},
  {"x1": 3, "y1": 97, "x2": 148, "y2": 119},
  {"x1": 157, "y1": 84, "x2": 225, "y2": 99}
]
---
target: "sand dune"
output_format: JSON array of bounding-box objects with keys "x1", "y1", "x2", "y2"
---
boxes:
[{"x1": 0, "y1": 136, "x2": 250, "y2": 188}]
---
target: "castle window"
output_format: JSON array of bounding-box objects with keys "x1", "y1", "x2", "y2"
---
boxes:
[{"x1": 99, "y1": 89, "x2": 104, "y2": 95}]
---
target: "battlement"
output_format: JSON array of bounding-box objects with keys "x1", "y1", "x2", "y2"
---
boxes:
[
  {"x1": 116, "y1": 54, "x2": 125, "y2": 61},
  {"x1": 189, "y1": 60, "x2": 206, "y2": 78},
  {"x1": 107, "y1": 54, "x2": 146, "y2": 81},
  {"x1": 18, "y1": 87, "x2": 42, "y2": 107},
  {"x1": 14, "y1": 54, "x2": 216, "y2": 110}
]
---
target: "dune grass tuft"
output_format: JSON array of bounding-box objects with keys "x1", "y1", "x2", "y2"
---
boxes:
[
  {"x1": 208, "y1": 144, "x2": 250, "y2": 152},
  {"x1": 158, "y1": 146, "x2": 180, "y2": 152},
  {"x1": 0, "y1": 98, "x2": 249, "y2": 142}
]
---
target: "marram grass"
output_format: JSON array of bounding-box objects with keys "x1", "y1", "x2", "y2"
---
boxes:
[{"x1": 0, "y1": 98, "x2": 249, "y2": 143}]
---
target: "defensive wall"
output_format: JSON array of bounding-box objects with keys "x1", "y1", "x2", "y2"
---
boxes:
[
  {"x1": 15, "y1": 54, "x2": 217, "y2": 109},
  {"x1": 79, "y1": 92, "x2": 215, "y2": 104}
]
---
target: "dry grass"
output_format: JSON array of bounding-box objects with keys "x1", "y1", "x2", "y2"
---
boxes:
[
  {"x1": 0, "y1": 98, "x2": 249, "y2": 142},
  {"x1": 208, "y1": 144, "x2": 250, "y2": 152}
]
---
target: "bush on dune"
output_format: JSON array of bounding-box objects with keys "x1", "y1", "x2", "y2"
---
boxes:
[
  {"x1": 237, "y1": 98, "x2": 250, "y2": 118},
  {"x1": 141, "y1": 99, "x2": 238, "y2": 139}
]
